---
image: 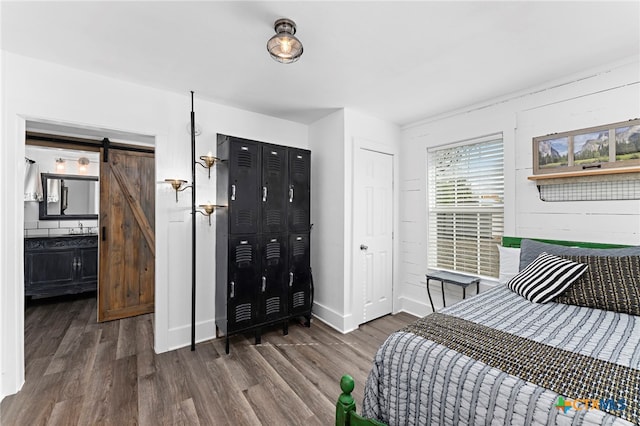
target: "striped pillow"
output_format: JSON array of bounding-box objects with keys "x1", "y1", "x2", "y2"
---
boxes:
[{"x1": 507, "y1": 252, "x2": 588, "y2": 303}]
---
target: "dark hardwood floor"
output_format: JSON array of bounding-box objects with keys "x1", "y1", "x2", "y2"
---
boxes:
[{"x1": 1, "y1": 294, "x2": 417, "y2": 425}]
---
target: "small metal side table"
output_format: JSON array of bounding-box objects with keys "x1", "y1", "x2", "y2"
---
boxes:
[{"x1": 425, "y1": 271, "x2": 480, "y2": 312}]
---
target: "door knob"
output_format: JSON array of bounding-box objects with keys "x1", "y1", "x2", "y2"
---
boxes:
[{"x1": 360, "y1": 244, "x2": 368, "y2": 251}]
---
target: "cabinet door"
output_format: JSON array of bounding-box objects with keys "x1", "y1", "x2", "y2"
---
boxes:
[
  {"x1": 288, "y1": 149, "x2": 311, "y2": 232},
  {"x1": 229, "y1": 140, "x2": 261, "y2": 234},
  {"x1": 227, "y1": 235, "x2": 260, "y2": 331},
  {"x1": 76, "y1": 247, "x2": 98, "y2": 286},
  {"x1": 261, "y1": 145, "x2": 288, "y2": 234},
  {"x1": 26, "y1": 249, "x2": 76, "y2": 295},
  {"x1": 259, "y1": 234, "x2": 288, "y2": 323},
  {"x1": 288, "y1": 233, "x2": 312, "y2": 316}
]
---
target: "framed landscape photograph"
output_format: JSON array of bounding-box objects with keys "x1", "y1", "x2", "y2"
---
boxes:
[
  {"x1": 537, "y1": 136, "x2": 568, "y2": 171},
  {"x1": 533, "y1": 118, "x2": 640, "y2": 175},
  {"x1": 615, "y1": 124, "x2": 640, "y2": 162}
]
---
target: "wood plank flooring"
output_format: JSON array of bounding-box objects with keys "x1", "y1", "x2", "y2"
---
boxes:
[{"x1": 1, "y1": 293, "x2": 417, "y2": 425}]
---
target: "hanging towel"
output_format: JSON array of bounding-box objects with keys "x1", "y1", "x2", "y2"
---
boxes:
[
  {"x1": 47, "y1": 177, "x2": 59, "y2": 203},
  {"x1": 24, "y1": 161, "x2": 43, "y2": 202}
]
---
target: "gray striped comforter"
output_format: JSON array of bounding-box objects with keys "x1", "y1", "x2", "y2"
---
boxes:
[{"x1": 362, "y1": 285, "x2": 640, "y2": 425}]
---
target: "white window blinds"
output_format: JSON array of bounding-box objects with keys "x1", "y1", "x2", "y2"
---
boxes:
[{"x1": 427, "y1": 135, "x2": 504, "y2": 278}]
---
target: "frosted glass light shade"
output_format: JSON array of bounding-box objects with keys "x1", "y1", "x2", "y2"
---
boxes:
[{"x1": 267, "y1": 18, "x2": 303, "y2": 64}]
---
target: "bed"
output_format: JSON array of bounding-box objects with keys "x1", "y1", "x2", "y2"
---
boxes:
[{"x1": 338, "y1": 237, "x2": 640, "y2": 426}]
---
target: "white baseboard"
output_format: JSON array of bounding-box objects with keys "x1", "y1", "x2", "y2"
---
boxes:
[
  {"x1": 312, "y1": 302, "x2": 356, "y2": 334},
  {"x1": 166, "y1": 319, "x2": 216, "y2": 351},
  {"x1": 164, "y1": 303, "x2": 361, "y2": 350},
  {"x1": 397, "y1": 296, "x2": 432, "y2": 318}
]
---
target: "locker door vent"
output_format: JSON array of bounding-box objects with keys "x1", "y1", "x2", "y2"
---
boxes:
[
  {"x1": 235, "y1": 210, "x2": 254, "y2": 227},
  {"x1": 293, "y1": 209, "x2": 306, "y2": 226},
  {"x1": 235, "y1": 245, "x2": 253, "y2": 265},
  {"x1": 235, "y1": 303, "x2": 252, "y2": 322},
  {"x1": 237, "y1": 151, "x2": 253, "y2": 168},
  {"x1": 266, "y1": 297, "x2": 281, "y2": 315},
  {"x1": 292, "y1": 240, "x2": 305, "y2": 257},
  {"x1": 266, "y1": 210, "x2": 282, "y2": 226},
  {"x1": 292, "y1": 291, "x2": 305, "y2": 308},
  {"x1": 267, "y1": 154, "x2": 282, "y2": 174},
  {"x1": 266, "y1": 242, "x2": 281, "y2": 260},
  {"x1": 292, "y1": 157, "x2": 306, "y2": 179}
]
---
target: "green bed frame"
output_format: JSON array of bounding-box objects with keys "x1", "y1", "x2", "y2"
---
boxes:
[
  {"x1": 336, "y1": 375, "x2": 385, "y2": 426},
  {"x1": 335, "y1": 236, "x2": 633, "y2": 425},
  {"x1": 501, "y1": 236, "x2": 630, "y2": 249}
]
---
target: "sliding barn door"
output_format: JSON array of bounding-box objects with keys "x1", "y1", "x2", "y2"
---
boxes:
[{"x1": 99, "y1": 149, "x2": 155, "y2": 322}]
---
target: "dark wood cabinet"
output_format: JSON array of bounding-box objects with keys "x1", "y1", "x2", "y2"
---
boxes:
[
  {"x1": 216, "y1": 135, "x2": 312, "y2": 353},
  {"x1": 24, "y1": 235, "x2": 98, "y2": 298}
]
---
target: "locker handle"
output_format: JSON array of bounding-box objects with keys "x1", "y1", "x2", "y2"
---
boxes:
[
  {"x1": 231, "y1": 184, "x2": 236, "y2": 201},
  {"x1": 230, "y1": 281, "x2": 235, "y2": 298},
  {"x1": 289, "y1": 272, "x2": 294, "y2": 287},
  {"x1": 289, "y1": 186, "x2": 294, "y2": 203},
  {"x1": 262, "y1": 186, "x2": 267, "y2": 202},
  {"x1": 262, "y1": 276, "x2": 266, "y2": 293}
]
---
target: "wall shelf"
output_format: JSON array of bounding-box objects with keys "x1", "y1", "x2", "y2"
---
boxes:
[
  {"x1": 528, "y1": 166, "x2": 640, "y2": 182},
  {"x1": 528, "y1": 166, "x2": 640, "y2": 202}
]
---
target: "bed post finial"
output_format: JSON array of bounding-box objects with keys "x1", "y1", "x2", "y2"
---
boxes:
[{"x1": 336, "y1": 375, "x2": 356, "y2": 425}]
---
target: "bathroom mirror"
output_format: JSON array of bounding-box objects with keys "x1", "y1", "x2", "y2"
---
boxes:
[{"x1": 39, "y1": 173, "x2": 99, "y2": 220}]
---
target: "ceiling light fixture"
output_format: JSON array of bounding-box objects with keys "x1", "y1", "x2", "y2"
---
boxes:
[{"x1": 267, "y1": 18, "x2": 303, "y2": 64}]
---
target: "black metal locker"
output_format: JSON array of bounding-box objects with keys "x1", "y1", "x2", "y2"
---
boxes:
[
  {"x1": 226, "y1": 235, "x2": 260, "y2": 331},
  {"x1": 259, "y1": 234, "x2": 288, "y2": 323},
  {"x1": 288, "y1": 232, "x2": 312, "y2": 319},
  {"x1": 261, "y1": 145, "x2": 288, "y2": 234},
  {"x1": 216, "y1": 134, "x2": 311, "y2": 354},
  {"x1": 288, "y1": 149, "x2": 311, "y2": 233},
  {"x1": 229, "y1": 140, "x2": 260, "y2": 235}
]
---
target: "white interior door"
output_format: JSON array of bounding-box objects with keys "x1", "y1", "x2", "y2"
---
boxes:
[{"x1": 354, "y1": 147, "x2": 393, "y2": 323}]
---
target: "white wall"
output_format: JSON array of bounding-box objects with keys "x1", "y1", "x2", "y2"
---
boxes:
[
  {"x1": 398, "y1": 57, "x2": 640, "y2": 318},
  {"x1": 309, "y1": 108, "x2": 400, "y2": 332},
  {"x1": 0, "y1": 51, "x2": 308, "y2": 399},
  {"x1": 308, "y1": 110, "x2": 346, "y2": 329}
]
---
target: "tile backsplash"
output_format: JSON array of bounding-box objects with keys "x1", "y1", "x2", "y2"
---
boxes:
[{"x1": 24, "y1": 219, "x2": 99, "y2": 237}]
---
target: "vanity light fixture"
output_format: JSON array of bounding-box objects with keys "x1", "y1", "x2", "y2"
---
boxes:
[
  {"x1": 164, "y1": 178, "x2": 190, "y2": 202},
  {"x1": 77, "y1": 157, "x2": 90, "y2": 174},
  {"x1": 267, "y1": 18, "x2": 303, "y2": 64},
  {"x1": 55, "y1": 158, "x2": 66, "y2": 172}
]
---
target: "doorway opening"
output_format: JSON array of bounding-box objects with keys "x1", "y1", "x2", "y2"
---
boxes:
[{"x1": 24, "y1": 127, "x2": 156, "y2": 317}]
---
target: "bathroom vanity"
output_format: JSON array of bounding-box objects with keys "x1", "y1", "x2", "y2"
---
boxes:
[{"x1": 24, "y1": 235, "x2": 98, "y2": 298}]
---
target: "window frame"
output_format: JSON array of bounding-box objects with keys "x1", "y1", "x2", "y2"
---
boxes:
[{"x1": 427, "y1": 134, "x2": 504, "y2": 279}]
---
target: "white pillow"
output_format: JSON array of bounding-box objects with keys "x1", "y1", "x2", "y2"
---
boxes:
[
  {"x1": 507, "y1": 252, "x2": 588, "y2": 303},
  {"x1": 498, "y1": 245, "x2": 520, "y2": 285}
]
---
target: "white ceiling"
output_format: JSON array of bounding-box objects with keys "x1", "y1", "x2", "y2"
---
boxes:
[{"x1": 2, "y1": 1, "x2": 639, "y2": 127}]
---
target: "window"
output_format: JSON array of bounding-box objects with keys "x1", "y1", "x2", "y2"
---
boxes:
[{"x1": 427, "y1": 135, "x2": 504, "y2": 278}]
